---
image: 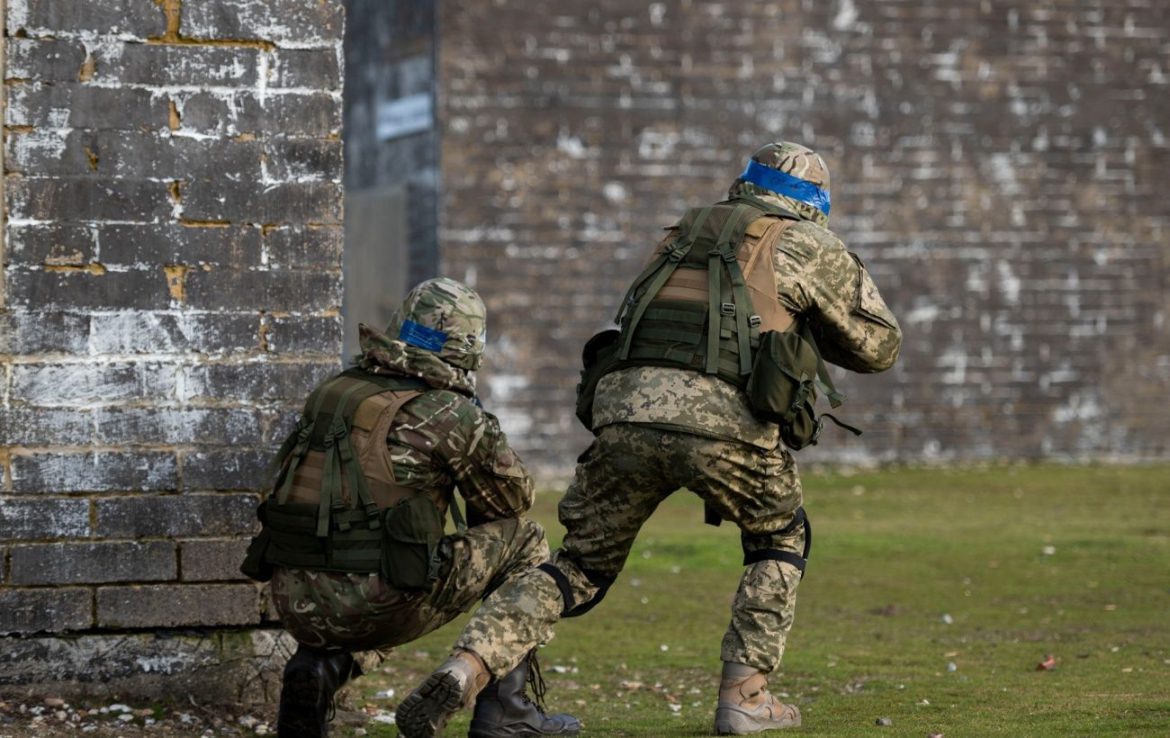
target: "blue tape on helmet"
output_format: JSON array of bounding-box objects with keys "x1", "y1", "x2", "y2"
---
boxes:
[
  {"x1": 399, "y1": 320, "x2": 448, "y2": 352},
  {"x1": 739, "y1": 159, "x2": 831, "y2": 216}
]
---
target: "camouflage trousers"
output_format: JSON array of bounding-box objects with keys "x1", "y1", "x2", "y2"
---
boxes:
[
  {"x1": 457, "y1": 423, "x2": 806, "y2": 676},
  {"x1": 269, "y1": 516, "x2": 550, "y2": 664}
]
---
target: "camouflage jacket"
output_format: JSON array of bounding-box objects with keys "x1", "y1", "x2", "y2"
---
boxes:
[
  {"x1": 592, "y1": 197, "x2": 902, "y2": 449},
  {"x1": 356, "y1": 324, "x2": 535, "y2": 521}
]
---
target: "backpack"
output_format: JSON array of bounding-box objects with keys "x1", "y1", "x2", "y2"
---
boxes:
[{"x1": 241, "y1": 369, "x2": 464, "y2": 590}]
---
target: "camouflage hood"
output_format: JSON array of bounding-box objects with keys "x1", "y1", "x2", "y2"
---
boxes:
[{"x1": 356, "y1": 323, "x2": 477, "y2": 396}]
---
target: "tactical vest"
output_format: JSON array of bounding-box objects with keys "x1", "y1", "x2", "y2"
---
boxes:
[
  {"x1": 241, "y1": 368, "x2": 463, "y2": 589},
  {"x1": 614, "y1": 197, "x2": 800, "y2": 386}
]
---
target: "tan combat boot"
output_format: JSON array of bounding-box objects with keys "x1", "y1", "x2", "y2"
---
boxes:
[
  {"x1": 398, "y1": 649, "x2": 492, "y2": 738},
  {"x1": 714, "y1": 662, "x2": 801, "y2": 735}
]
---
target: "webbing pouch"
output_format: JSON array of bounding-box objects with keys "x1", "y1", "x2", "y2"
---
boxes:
[
  {"x1": 240, "y1": 502, "x2": 274, "y2": 582},
  {"x1": 746, "y1": 330, "x2": 824, "y2": 450},
  {"x1": 574, "y1": 329, "x2": 622, "y2": 431},
  {"x1": 380, "y1": 494, "x2": 445, "y2": 591}
]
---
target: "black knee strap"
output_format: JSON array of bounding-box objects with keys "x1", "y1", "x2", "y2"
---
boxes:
[
  {"x1": 536, "y1": 562, "x2": 616, "y2": 618},
  {"x1": 537, "y1": 562, "x2": 577, "y2": 616},
  {"x1": 742, "y1": 507, "x2": 812, "y2": 579}
]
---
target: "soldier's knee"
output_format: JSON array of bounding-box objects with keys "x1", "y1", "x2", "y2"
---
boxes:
[
  {"x1": 741, "y1": 507, "x2": 811, "y2": 579},
  {"x1": 514, "y1": 518, "x2": 549, "y2": 562},
  {"x1": 536, "y1": 558, "x2": 616, "y2": 619}
]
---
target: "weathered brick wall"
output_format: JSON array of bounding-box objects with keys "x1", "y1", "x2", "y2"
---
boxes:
[
  {"x1": 0, "y1": 0, "x2": 343, "y2": 642},
  {"x1": 438, "y1": 1, "x2": 1170, "y2": 475}
]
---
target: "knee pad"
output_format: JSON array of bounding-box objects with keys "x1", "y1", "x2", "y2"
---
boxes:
[
  {"x1": 741, "y1": 507, "x2": 811, "y2": 578},
  {"x1": 537, "y1": 562, "x2": 616, "y2": 618}
]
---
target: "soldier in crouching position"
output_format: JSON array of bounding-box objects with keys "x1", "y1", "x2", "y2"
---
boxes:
[
  {"x1": 241, "y1": 278, "x2": 580, "y2": 738},
  {"x1": 398, "y1": 143, "x2": 903, "y2": 735}
]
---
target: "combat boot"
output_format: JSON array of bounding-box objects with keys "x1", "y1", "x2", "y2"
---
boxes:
[
  {"x1": 277, "y1": 644, "x2": 361, "y2": 738},
  {"x1": 713, "y1": 661, "x2": 800, "y2": 735},
  {"x1": 397, "y1": 649, "x2": 492, "y2": 738},
  {"x1": 469, "y1": 652, "x2": 581, "y2": 737}
]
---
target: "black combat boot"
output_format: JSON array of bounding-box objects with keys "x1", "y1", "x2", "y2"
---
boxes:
[
  {"x1": 469, "y1": 652, "x2": 581, "y2": 738},
  {"x1": 277, "y1": 644, "x2": 361, "y2": 738}
]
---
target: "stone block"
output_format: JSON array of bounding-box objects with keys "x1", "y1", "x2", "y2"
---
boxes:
[
  {"x1": 264, "y1": 314, "x2": 344, "y2": 355},
  {"x1": 183, "y1": 0, "x2": 343, "y2": 45},
  {"x1": 0, "y1": 497, "x2": 91, "y2": 540},
  {"x1": 270, "y1": 48, "x2": 341, "y2": 89},
  {"x1": 0, "y1": 404, "x2": 94, "y2": 446},
  {"x1": 0, "y1": 589, "x2": 93, "y2": 635},
  {"x1": 4, "y1": 223, "x2": 97, "y2": 265},
  {"x1": 9, "y1": 451, "x2": 179, "y2": 494},
  {"x1": 263, "y1": 224, "x2": 343, "y2": 268},
  {"x1": 10, "y1": 130, "x2": 266, "y2": 182},
  {"x1": 96, "y1": 583, "x2": 261, "y2": 628},
  {"x1": 6, "y1": 269, "x2": 171, "y2": 311},
  {"x1": 87, "y1": 311, "x2": 261, "y2": 355},
  {"x1": 183, "y1": 361, "x2": 336, "y2": 405},
  {"x1": 0, "y1": 310, "x2": 89, "y2": 354},
  {"x1": 182, "y1": 179, "x2": 343, "y2": 224},
  {"x1": 6, "y1": 83, "x2": 168, "y2": 129},
  {"x1": 0, "y1": 630, "x2": 295, "y2": 705},
  {"x1": 12, "y1": 0, "x2": 166, "y2": 38},
  {"x1": 5, "y1": 37, "x2": 87, "y2": 81},
  {"x1": 93, "y1": 44, "x2": 260, "y2": 86},
  {"x1": 95, "y1": 493, "x2": 259, "y2": 538},
  {"x1": 181, "y1": 448, "x2": 274, "y2": 491},
  {"x1": 94, "y1": 406, "x2": 262, "y2": 446},
  {"x1": 264, "y1": 139, "x2": 342, "y2": 184},
  {"x1": 182, "y1": 268, "x2": 342, "y2": 312},
  {"x1": 178, "y1": 90, "x2": 340, "y2": 137},
  {"x1": 10, "y1": 541, "x2": 176, "y2": 585},
  {"x1": 11, "y1": 361, "x2": 179, "y2": 405},
  {"x1": 98, "y1": 223, "x2": 263, "y2": 266},
  {"x1": 7, "y1": 177, "x2": 171, "y2": 222},
  {"x1": 179, "y1": 538, "x2": 254, "y2": 582}
]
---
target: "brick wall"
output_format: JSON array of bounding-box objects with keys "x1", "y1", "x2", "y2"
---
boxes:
[
  {"x1": 437, "y1": 1, "x2": 1170, "y2": 474},
  {"x1": 0, "y1": 0, "x2": 344, "y2": 638}
]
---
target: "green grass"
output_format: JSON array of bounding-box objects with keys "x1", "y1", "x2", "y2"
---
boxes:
[{"x1": 345, "y1": 464, "x2": 1170, "y2": 737}]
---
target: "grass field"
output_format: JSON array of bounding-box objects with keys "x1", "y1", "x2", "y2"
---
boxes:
[{"x1": 345, "y1": 464, "x2": 1170, "y2": 737}]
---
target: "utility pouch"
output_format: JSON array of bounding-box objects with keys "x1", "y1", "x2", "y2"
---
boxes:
[
  {"x1": 575, "y1": 329, "x2": 622, "y2": 431},
  {"x1": 240, "y1": 502, "x2": 275, "y2": 582},
  {"x1": 746, "y1": 330, "x2": 823, "y2": 450},
  {"x1": 380, "y1": 494, "x2": 445, "y2": 591}
]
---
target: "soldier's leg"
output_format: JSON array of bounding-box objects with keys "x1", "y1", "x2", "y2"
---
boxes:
[
  {"x1": 687, "y1": 440, "x2": 805, "y2": 733},
  {"x1": 399, "y1": 426, "x2": 679, "y2": 738},
  {"x1": 410, "y1": 515, "x2": 552, "y2": 641},
  {"x1": 455, "y1": 424, "x2": 678, "y2": 675}
]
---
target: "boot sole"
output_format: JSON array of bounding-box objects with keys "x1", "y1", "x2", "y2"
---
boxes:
[
  {"x1": 714, "y1": 705, "x2": 801, "y2": 735},
  {"x1": 397, "y1": 671, "x2": 466, "y2": 738},
  {"x1": 468, "y1": 726, "x2": 581, "y2": 738},
  {"x1": 277, "y1": 667, "x2": 325, "y2": 738}
]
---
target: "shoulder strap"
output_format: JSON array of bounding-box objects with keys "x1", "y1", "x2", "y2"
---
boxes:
[
  {"x1": 617, "y1": 207, "x2": 715, "y2": 361},
  {"x1": 705, "y1": 203, "x2": 756, "y2": 374}
]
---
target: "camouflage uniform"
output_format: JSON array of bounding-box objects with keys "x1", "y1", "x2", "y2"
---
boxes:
[
  {"x1": 267, "y1": 287, "x2": 547, "y2": 658},
  {"x1": 451, "y1": 143, "x2": 903, "y2": 681}
]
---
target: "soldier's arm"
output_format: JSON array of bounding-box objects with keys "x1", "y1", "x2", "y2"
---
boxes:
[
  {"x1": 774, "y1": 222, "x2": 902, "y2": 373},
  {"x1": 445, "y1": 404, "x2": 536, "y2": 521}
]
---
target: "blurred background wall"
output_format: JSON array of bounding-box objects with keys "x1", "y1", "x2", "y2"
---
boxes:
[{"x1": 434, "y1": 0, "x2": 1170, "y2": 476}]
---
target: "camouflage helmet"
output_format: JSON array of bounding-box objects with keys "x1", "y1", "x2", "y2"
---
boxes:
[
  {"x1": 728, "y1": 141, "x2": 832, "y2": 226},
  {"x1": 386, "y1": 277, "x2": 487, "y2": 371}
]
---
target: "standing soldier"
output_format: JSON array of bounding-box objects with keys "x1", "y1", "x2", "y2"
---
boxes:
[
  {"x1": 241, "y1": 278, "x2": 580, "y2": 738},
  {"x1": 397, "y1": 143, "x2": 902, "y2": 736}
]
